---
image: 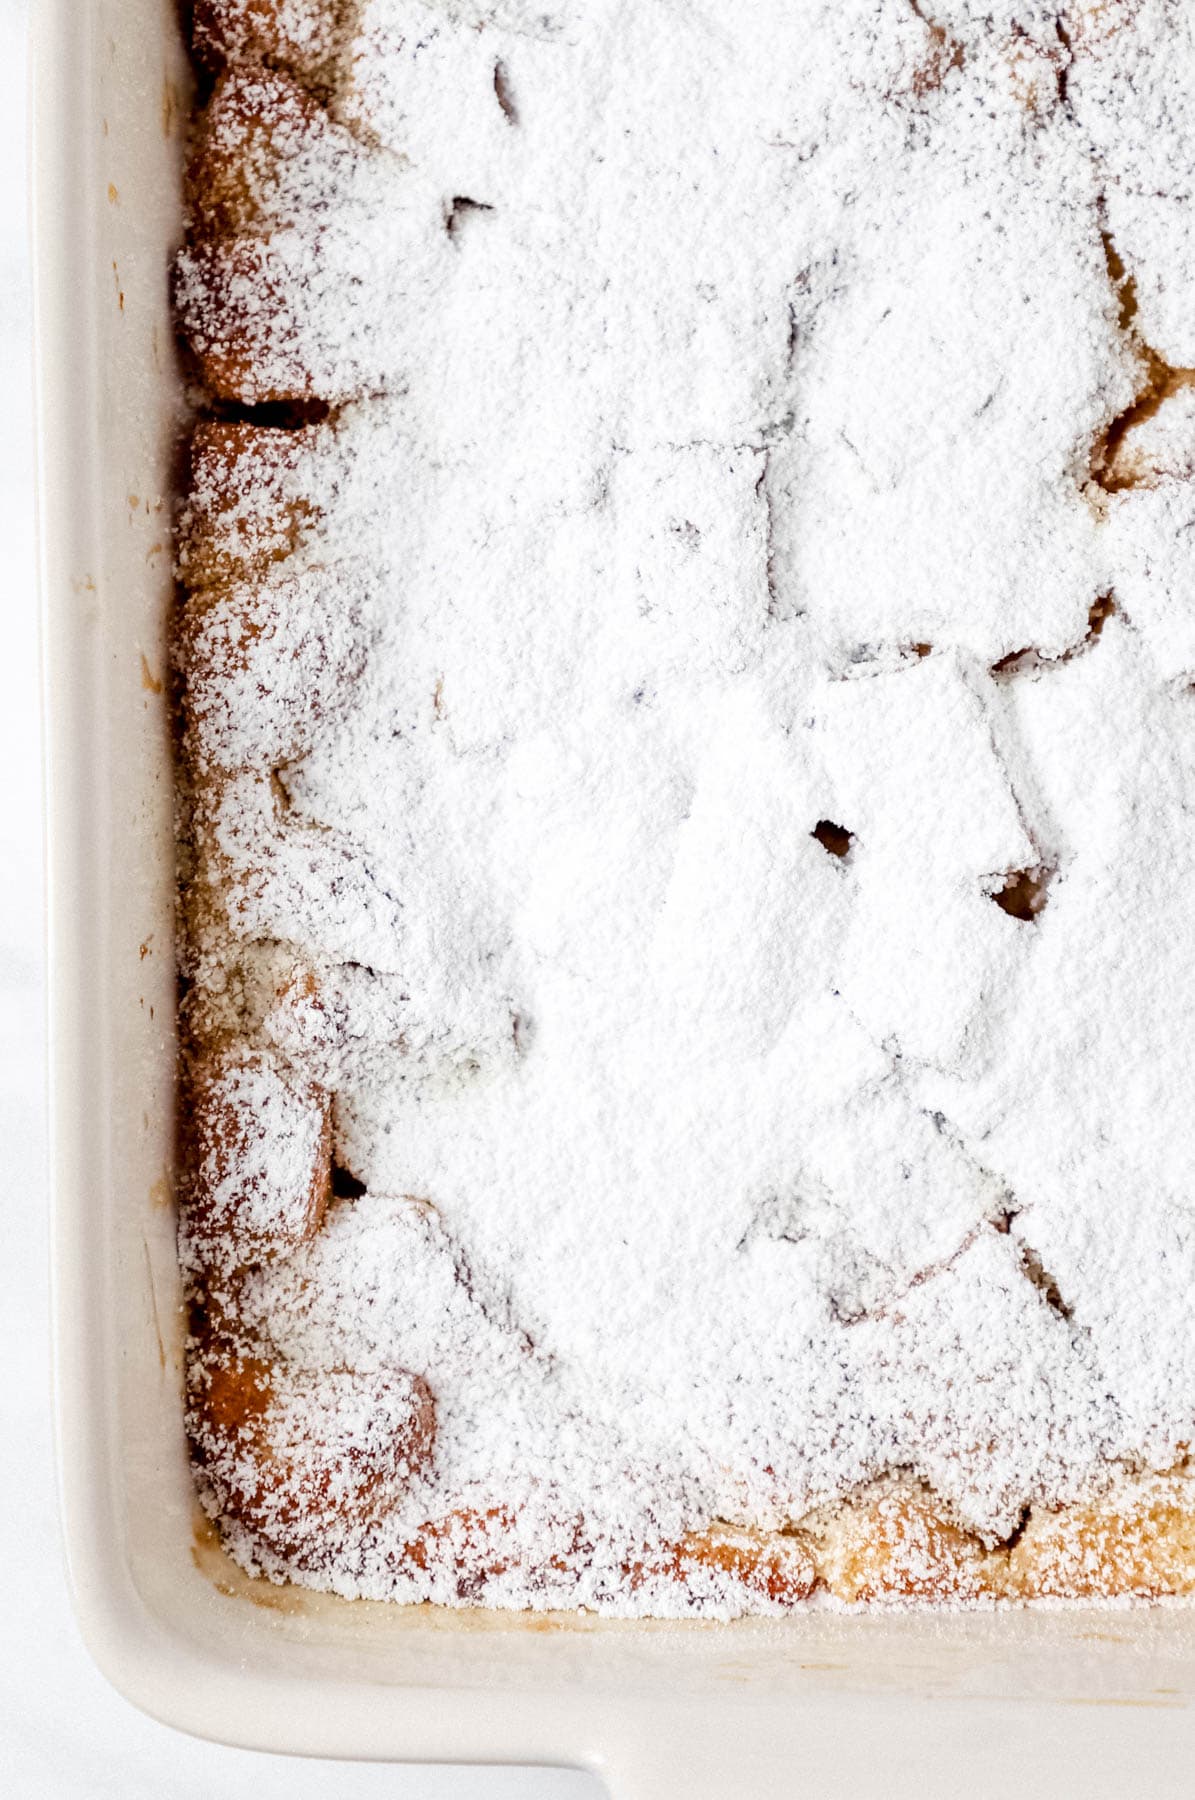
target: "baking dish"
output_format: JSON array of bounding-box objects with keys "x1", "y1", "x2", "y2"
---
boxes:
[{"x1": 32, "y1": 1, "x2": 1195, "y2": 1792}]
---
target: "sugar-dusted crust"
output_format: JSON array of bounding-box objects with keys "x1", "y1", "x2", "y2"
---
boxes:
[
  {"x1": 191, "y1": 0, "x2": 350, "y2": 80},
  {"x1": 1010, "y1": 1473, "x2": 1195, "y2": 1600},
  {"x1": 180, "y1": 563, "x2": 374, "y2": 774},
  {"x1": 174, "y1": 60, "x2": 439, "y2": 403},
  {"x1": 624, "y1": 1523, "x2": 818, "y2": 1611},
  {"x1": 184, "y1": 1315, "x2": 1195, "y2": 1604},
  {"x1": 180, "y1": 1042, "x2": 332, "y2": 1266},
  {"x1": 175, "y1": 238, "x2": 321, "y2": 403},
  {"x1": 180, "y1": 419, "x2": 330, "y2": 591},
  {"x1": 187, "y1": 1331, "x2": 436, "y2": 1561},
  {"x1": 805, "y1": 1473, "x2": 1195, "y2": 1603},
  {"x1": 172, "y1": 1, "x2": 1195, "y2": 1616},
  {"x1": 803, "y1": 1481, "x2": 1005, "y2": 1604}
]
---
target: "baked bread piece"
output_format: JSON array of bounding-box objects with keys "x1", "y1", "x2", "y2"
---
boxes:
[
  {"x1": 174, "y1": 0, "x2": 1195, "y2": 1614},
  {"x1": 191, "y1": 0, "x2": 351, "y2": 83}
]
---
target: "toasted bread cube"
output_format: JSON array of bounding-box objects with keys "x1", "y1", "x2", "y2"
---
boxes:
[
  {"x1": 670, "y1": 1522, "x2": 817, "y2": 1606},
  {"x1": 180, "y1": 561, "x2": 374, "y2": 773},
  {"x1": 185, "y1": 766, "x2": 407, "y2": 971},
  {"x1": 810, "y1": 1486, "x2": 1003, "y2": 1603},
  {"x1": 179, "y1": 419, "x2": 327, "y2": 591},
  {"x1": 187, "y1": 64, "x2": 390, "y2": 238},
  {"x1": 174, "y1": 226, "x2": 417, "y2": 404},
  {"x1": 175, "y1": 149, "x2": 445, "y2": 405},
  {"x1": 186, "y1": 65, "x2": 327, "y2": 238},
  {"x1": 1010, "y1": 1475, "x2": 1195, "y2": 1599},
  {"x1": 192, "y1": 0, "x2": 343, "y2": 77},
  {"x1": 626, "y1": 1521, "x2": 816, "y2": 1612},
  {"x1": 174, "y1": 236, "x2": 324, "y2": 403},
  {"x1": 398, "y1": 1505, "x2": 520, "y2": 1595},
  {"x1": 188, "y1": 1337, "x2": 435, "y2": 1555},
  {"x1": 182, "y1": 1042, "x2": 332, "y2": 1264}
]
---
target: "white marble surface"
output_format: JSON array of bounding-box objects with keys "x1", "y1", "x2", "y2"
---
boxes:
[{"x1": 0, "y1": 3, "x2": 597, "y2": 1791}]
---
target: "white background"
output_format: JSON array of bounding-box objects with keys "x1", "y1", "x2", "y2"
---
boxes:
[{"x1": 0, "y1": 0, "x2": 598, "y2": 1791}]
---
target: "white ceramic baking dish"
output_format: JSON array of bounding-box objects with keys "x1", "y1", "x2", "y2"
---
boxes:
[{"x1": 33, "y1": 2, "x2": 1195, "y2": 1792}]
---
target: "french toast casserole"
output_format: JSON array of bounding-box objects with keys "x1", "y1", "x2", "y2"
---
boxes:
[{"x1": 173, "y1": 0, "x2": 1195, "y2": 1615}]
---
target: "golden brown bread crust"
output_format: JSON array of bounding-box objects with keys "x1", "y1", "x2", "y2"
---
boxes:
[
  {"x1": 394, "y1": 1517, "x2": 820, "y2": 1611},
  {"x1": 179, "y1": 562, "x2": 373, "y2": 776},
  {"x1": 806, "y1": 1475, "x2": 1195, "y2": 1603},
  {"x1": 625, "y1": 1522, "x2": 818, "y2": 1608},
  {"x1": 175, "y1": 237, "x2": 316, "y2": 403},
  {"x1": 191, "y1": 0, "x2": 347, "y2": 79},
  {"x1": 806, "y1": 1485, "x2": 1002, "y2": 1604},
  {"x1": 175, "y1": 63, "x2": 390, "y2": 403},
  {"x1": 185, "y1": 64, "x2": 326, "y2": 238},
  {"x1": 181, "y1": 1042, "x2": 332, "y2": 1263},
  {"x1": 179, "y1": 419, "x2": 326, "y2": 592},
  {"x1": 1010, "y1": 1476, "x2": 1195, "y2": 1599},
  {"x1": 188, "y1": 1334, "x2": 437, "y2": 1560},
  {"x1": 189, "y1": 1425, "x2": 1195, "y2": 1604}
]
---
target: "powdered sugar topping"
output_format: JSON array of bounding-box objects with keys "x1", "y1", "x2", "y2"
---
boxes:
[{"x1": 177, "y1": 0, "x2": 1195, "y2": 1613}]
